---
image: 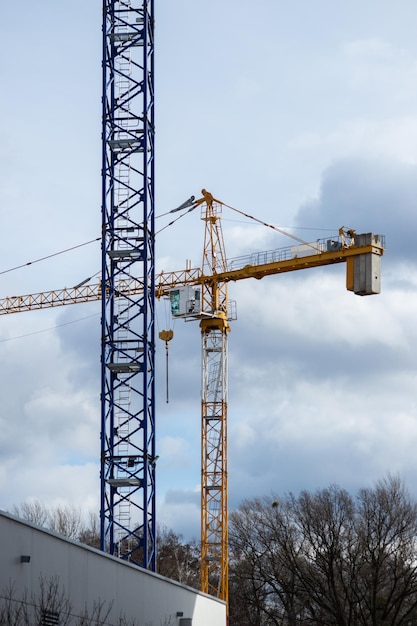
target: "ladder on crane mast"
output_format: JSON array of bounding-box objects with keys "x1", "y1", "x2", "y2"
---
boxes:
[{"x1": 101, "y1": 0, "x2": 156, "y2": 570}]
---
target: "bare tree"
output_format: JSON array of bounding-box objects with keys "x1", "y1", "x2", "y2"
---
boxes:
[
  {"x1": 0, "y1": 576, "x2": 73, "y2": 625},
  {"x1": 156, "y1": 525, "x2": 200, "y2": 588},
  {"x1": 78, "y1": 511, "x2": 101, "y2": 549},
  {"x1": 0, "y1": 576, "x2": 141, "y2": 625},
  {"x1": 229, "y1": 496, "x2": 307, "y2": 626},
  {"x1": 76, "y1": 598, "x2": 113, "y2": 625},
  {"x1": 32, "y1": 575, "x2": 73, "y2": 626},
  {"x1": 48, "y1": 504, "x2": 84, "y2": 541},
  {"x1": 353, "y1": 475, "x2": 417, "y2": 625},
  {"x1": 0, "y1": 581, "x2": 25, "y2": 626},
  {"x1": 229, "y1": 476, "x2": 417, "y2": 626},
  {"x1": 11, "y1": 502, "x2": 99, "y2": 546},
  {"x1": 291, "y1": 485, "x2": 358, "y2": 625},
  {"x1": 11, "y1": 500, "x2": 49, "y2": 528}
]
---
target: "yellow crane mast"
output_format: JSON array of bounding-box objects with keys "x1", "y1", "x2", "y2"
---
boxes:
[
  {"x1": 0, "y1": 192, "x2": 385, "y2": 608},
  {"x1": 197, "y1": 190, "x2": 230, "y2": 601}
]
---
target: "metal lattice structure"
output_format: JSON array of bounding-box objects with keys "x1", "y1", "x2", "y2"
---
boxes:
[
  {"x1": 100, "y1": 0, "x2": 156, "y2": 569},
  {"x1": 198, "y1": 192, "x2": 232, "y2": 603},
  {"x1": 200, "y1": 327, "x2": 229, "y2": 601}
]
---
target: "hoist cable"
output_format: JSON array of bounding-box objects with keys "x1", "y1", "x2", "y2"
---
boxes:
[
  {"x1": 155, "y1": 204, "x2": 198, "y2": 236},
  {"x1": 0, "y1": 238, "x2": 100, "y2": 276},
  {"x1": 0, "y1": 312, "x2": 100, "y2": 343}
]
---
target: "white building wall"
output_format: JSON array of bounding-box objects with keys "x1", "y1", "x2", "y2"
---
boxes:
[{"x1": 0, "y1": 511, "x2": 226, "y2": 626}]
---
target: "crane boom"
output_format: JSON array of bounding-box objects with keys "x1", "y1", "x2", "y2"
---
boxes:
[{"x1": 0, "y1": 235, "x2": 384, "y2": 316}]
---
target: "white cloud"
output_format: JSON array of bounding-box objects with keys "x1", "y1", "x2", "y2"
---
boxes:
[
  {"x1": 341, "y1": 37, "x2": 417, "y2": 100},
  {"x1": 158, "y1": 436, "x2": 192, "y2": 469},
  {"x1": 343, "y1": 38, "x2": 399, "y2": 61},
  {"x1": 158, "y1": 488, "x2": 200, "y2": 540},
  {"x1": 236, "y1": 273, "x2": 410, "y2": 350},
  {"x1": 289, "y1": 117, "x2": 417, "y2": 169}
]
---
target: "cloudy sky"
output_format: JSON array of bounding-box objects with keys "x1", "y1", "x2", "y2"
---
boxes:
[{"x1": 1, "y1": 0, "x2": 417, "y2": 541}]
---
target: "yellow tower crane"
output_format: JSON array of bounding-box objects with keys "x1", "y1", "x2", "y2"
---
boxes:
[{"x1": 0, "y1": 191, "x2": 385, "y2": 608}]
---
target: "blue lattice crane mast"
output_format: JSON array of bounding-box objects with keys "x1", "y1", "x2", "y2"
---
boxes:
[{"x1": 101, "y1": 0, "x2": 156, "y2": 569}]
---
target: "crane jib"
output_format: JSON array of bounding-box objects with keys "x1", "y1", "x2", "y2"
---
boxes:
[{"x1": 0, "y1": 236, "x2": 384, "y2": 316}]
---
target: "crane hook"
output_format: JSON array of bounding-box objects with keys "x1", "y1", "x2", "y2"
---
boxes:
[{"x1": 158, "y1": 329, "x2": 174, "y2": 403}]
